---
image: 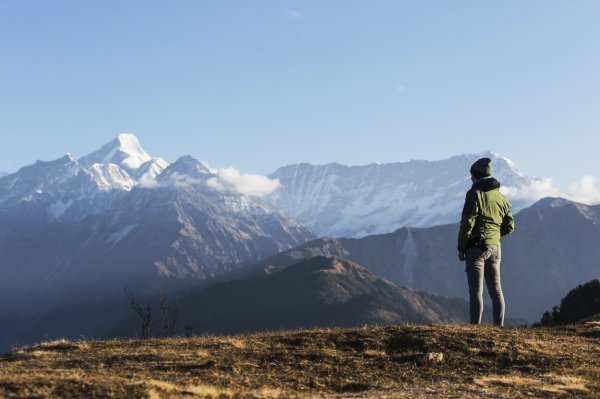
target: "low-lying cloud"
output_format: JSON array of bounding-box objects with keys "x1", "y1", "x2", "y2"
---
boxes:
[
  {"x1": 502, "y1": 175, "x2": 600, "y2": 205},
  {"x1": 137, "y1": 172, "x2": 204, "y2": 189},
  {"x1": 138, "y1": 174, "x2": 160, "y2": 189},
  {"x1": 137, "y1": 164, "x2": 280, "y2": 197},
  {"x1": 207, "y1": 168, "x2": 281, "y2": 197}
]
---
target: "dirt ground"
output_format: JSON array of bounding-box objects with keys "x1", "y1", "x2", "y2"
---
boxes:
[{"x1": 1, "y1": 322, "x2": 598, "y2": 398}]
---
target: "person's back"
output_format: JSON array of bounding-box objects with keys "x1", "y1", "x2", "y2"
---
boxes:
[{"x1": 457, "y1": 157, "x2": 514, "y2": 326}]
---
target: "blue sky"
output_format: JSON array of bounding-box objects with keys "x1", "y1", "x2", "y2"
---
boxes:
[{"x1": 1, "y1": 1, "x2": 599, "y2": 186}]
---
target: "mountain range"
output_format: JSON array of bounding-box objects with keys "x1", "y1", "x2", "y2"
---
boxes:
[
  {"x1": 1, "y1": 133, "x2": 597, "y2": 349},
  {"x1": 226, "y1": 197, "x2": 600, "y2": 322},
  {"x1": 266, "y1": 152, "x2": 537, "y2": 237},
  {"x1": 0, "y1": 134, "x2": 311, "y2": 284},
  {"x1": 0, "y1": 134, "x2": 313, "y2": 349}
]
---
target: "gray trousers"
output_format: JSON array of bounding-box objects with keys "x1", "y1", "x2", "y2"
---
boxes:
[{"x1": 465, "y1": 244, "x2": 505, "y2": 326}]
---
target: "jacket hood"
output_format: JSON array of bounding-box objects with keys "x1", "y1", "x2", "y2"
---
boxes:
[{"x1": 473, "y1": 177, "x2": 501, "y2": 192}]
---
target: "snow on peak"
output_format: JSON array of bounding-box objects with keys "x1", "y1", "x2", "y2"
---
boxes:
[
  {"x1": 267, "y1": 152, "x2": 536, "y2": 237},
  {"x1": 79, "y1": 133, "x2": 152, "y2": 171},
  {"x1": 88, "y1": 163, "x2": 136, "y2": 191},
  {"x1": 0, "y1": 154, "x2": 84, "y2": 202},
  {"x1": 162, "y1": 156, "x2": 212, "y2": 177},
  {"x1": 479, "y1": 151, "x2": 524, "y2": 178},
  {"x1": 135, "y1": 157, "x2": 170, "y2": 186}
]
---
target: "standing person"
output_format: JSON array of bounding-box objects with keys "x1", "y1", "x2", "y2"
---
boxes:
[{"x1": 457, "y1": 157, "x2": 514, "y2": 326}]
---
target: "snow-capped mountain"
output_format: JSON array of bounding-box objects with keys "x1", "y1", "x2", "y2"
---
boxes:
[
  {"x1": 0, "y1": 134, "x2": 313, "y2": 349},
  {"x1": 0, "y1": 134, "x2": 312, "y2": 271},
  {"x1": 77, "y1": 133, "x2": 169, "y2": 191},
  {"x1": 79, "y1": 133, "x2": 154, "y2": 171},
  {"x1": 0, "y1": 134, "x2": 168, "y2": 205},
  {"x1": 266, "y1": 152, "x2": 537, "y2": 237}
]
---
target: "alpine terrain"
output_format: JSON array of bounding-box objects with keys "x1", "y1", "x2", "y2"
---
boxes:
[
  {"x1": 266, "y1": 153, "x2": 537, "y2": 237},
  {"x1": 0, "y1": 134, "x2": 313, "y2": 349},
  {"x1": 234, "y1": 198, "x2": 600, "y2": 322}
]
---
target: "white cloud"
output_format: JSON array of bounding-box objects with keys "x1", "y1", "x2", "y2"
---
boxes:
[
  {"x1": 207, "y1": 167, "x2": 281, "y2": 197},
  {"x1": 502, "y1": 175, "x2": 600, "y2": 205},
  {"x1": 564, "y1": 175, "x2": 600, "y2": 204},
  {"x1": 137, "y1": 163, "x2": 279, "y2": 197},
  {"x1": 138, "y1": 174, "x2": 160, "y2": 189},
  {"x1": 288, "y1": 10, "x2": 304, "y2": 19},
  {"x1": 137, "y1": 172, "x2": 203, "y2": 189},
  {"x1": 395, "y1": 85, "x2": 406, "y2": 92},
  {"x1": 501, "y1": 178, "x2": 560, "y2": 201},
  {"x1": 168, "y1": 172, "x2": 204, "y2": 189}
]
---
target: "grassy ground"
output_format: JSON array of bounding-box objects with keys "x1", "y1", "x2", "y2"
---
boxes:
[{"x1": 1, "y1": 322, "x2": 598, "y2": 398}]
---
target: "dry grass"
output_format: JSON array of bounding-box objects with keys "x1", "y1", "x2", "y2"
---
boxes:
[{"x1": 1, "y1": 323, "x2": 598, "y2": 398}]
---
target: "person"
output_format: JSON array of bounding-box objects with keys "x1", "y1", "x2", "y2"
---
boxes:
[{"x1": 457, "y1": 157, "x2": 514, "y2": 326}]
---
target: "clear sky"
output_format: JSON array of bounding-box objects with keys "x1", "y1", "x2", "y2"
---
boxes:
[{"x1": 1, "y1": 1, "x2": 599, "y2": 186}]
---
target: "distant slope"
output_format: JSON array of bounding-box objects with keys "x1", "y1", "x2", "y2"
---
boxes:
[
  {"x1": 266, "y1": 152, "x2": 536, "y2": 237},
  {"x1": 230, "y1": 198, "x2": 600, "y2": 322},
  {"x1": 116, "y1": 256, "x2": 470, "y2": 337}
]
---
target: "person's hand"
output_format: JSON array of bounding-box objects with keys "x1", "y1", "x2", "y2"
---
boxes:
[{"x1": 458, "y1": 252, "x2": 466, "y2": 262}]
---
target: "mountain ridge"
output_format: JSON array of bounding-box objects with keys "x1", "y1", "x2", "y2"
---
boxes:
[
  {"x1": 223, "y1": 196, "x2": 600, "y2": 322},
  {"x1": 114, "y1": 256, "x2": 473, "y2": 338},
  {"x1": 0, "y1": 134, "x2": 314, "y2": 350},
  {"x1": 266, "y1": 151, "x2": 537, "y2": 237}
]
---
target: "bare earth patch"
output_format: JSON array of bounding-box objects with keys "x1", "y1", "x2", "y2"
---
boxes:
[{"x1": 1, "y1": 323, "x2": 598, "y2": 398}]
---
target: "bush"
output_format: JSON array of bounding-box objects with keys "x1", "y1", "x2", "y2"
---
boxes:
[{"x1": 539, "y1": 279, "x2": 600, "y2": 326}]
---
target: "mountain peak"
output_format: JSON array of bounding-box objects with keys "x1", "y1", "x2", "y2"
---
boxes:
[
  {"x1": 161, "y1": 156, "x2": 212, "y2": 178},
  {"x1": 79, "y1": 133, "x2": 152, "y2": 171},
  {"x1": 115, "y1": 133, "x2": 143, "y2": 151},
  {"x1": 528, "y1": 197, "x2": 579, "y2": 210}
]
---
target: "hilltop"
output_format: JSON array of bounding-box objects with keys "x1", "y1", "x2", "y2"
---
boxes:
[
  {"x1": 138, "y1": 257, "x2": 472, "y2": 336},
  {"x1": 1, "y1": 322, "x2": 598, "y2": 398}
]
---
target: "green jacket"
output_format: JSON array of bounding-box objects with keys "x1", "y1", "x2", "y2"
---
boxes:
[{"x1": 457, "y1": 177, "x2": 515, "y2": 253}]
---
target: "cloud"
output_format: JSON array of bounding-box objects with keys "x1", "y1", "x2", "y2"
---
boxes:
[
  {"x1": 288, "y1": 10, "x2": 304, "y2": 19},
  {"x1": 564, "y1": 176, "x2": 600, "y2": 204},
  {"x1": 136, "y1": 162, "x2": 279, "y2": 197},
  {"x1": 501, "y1": 175, "x2": 600, "y2": 205},
  {"x1": 168, "y1": 172, "x2": 204, "y2": 189},
  {"x1": 137, "y1": 172, "x2": 203, "y2": 189},
  {"x1": 207, "y1": 167, "x2": 281, "y2": 197},
  {"x1": 395, "y1": 85, "x2": 406, "y2": 92},
  {"x1": 138, "y1": 174, "x2": 160, "y2": 189}
]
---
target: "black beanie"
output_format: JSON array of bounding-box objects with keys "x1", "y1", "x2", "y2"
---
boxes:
[{"x1": 470, "y1": 157, "x2": 492, "y2": 179}]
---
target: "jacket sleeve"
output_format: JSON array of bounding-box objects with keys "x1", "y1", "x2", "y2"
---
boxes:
[
  {"x1": 500, "y1": 204, "x2": 515, "y2": 236},
  {"x1": 457, "y1": 189, "x2": 478, "y2": 253}
]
